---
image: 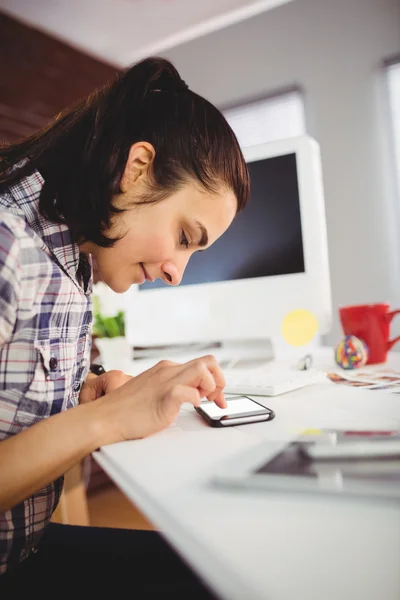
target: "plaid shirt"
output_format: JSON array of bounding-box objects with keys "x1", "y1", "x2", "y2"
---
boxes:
[{"x1": 0, "y1": 169, "x2": 93, "y2": 574}]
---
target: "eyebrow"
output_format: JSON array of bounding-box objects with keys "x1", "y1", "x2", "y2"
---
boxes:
[{"x1": 195, "y1": 220, "x2": 209, "y2": 249}]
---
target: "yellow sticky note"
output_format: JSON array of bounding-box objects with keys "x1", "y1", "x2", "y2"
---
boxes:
[
  {"x1": 281, "y1": 309, "x2": 319, "y2": 347},
  {"x1": 301, "y1": 428, "x2": 323, "y2": 436},
  {"x1": 289, "y1": 428, "x2": 323, "y2": 436}
]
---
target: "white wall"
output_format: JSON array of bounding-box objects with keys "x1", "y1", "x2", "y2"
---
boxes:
[{"x1": 164, "y1": 0, "x2": 400, "y2": 347}]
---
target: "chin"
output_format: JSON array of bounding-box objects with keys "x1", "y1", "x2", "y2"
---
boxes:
[
  {"x1": 100, "y1": 274, "x2": 131, "y2": 294},
  {"x1": 110, "y1": 281, "x2": 131, "y2": 294}
]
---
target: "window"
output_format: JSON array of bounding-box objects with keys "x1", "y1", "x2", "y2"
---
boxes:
[
  {"x1": 223, "y1": 89, "x2": 306, "y2": 149},
  {"x1": 387, "y1": 61, "x2": 400, "y2": 196}
]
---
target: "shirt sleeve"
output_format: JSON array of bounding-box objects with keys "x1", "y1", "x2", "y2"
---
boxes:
[{"x1": 0, "y1": 220, "x2": 21, "y2": 345}]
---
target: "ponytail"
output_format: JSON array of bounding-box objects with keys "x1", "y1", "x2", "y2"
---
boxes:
[{"x1": 0, "y1": 56, "x2": 249, "y2": 248}]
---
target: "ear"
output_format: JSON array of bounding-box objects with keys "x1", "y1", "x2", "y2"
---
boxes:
[{"x1": 120, "y1": 142, "x2": 155, "y2": 193}]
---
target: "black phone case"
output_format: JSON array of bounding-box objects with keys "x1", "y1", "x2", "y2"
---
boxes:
[{"x1": 195, "y1": 405, "x2": 275, "y2": 427}]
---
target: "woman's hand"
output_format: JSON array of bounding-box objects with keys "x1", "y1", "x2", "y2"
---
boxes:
[
  {"x1": 0, "y1": 355, "x2": 225, "y2": 512},
  {"x1": 97, "y1": 354, "x2": 226, "y2": 444},
  {"x1": 79, "y1": 370, "x2": 133, "y2": 404}
]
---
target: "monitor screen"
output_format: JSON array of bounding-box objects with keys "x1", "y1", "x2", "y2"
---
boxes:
[{"x1": 139, "y1": 152, "x2": 305, "y2": 290}]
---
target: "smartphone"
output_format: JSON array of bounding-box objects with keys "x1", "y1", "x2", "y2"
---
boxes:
[{"x1": 195, "y1": 396, "x2": 275, "y2": 427}]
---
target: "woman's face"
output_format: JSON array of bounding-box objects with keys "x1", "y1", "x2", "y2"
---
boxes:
[{"x1": 87, "y1": 178, "x2": 237, "y2": 294}]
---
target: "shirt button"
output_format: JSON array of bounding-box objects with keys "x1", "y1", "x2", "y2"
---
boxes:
[
  {"x1": 73, "y1": 381, "x2": 81, "y2": 392},
  {"x1": 49, "y1": 357, "x2": 58, "y2": 371}
]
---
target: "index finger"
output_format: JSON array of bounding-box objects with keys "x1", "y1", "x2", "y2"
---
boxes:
[{"x1": 177, "y1": 355, "x2": 227, "y2": 408}]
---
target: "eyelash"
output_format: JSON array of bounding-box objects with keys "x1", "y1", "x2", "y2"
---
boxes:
[{"x1": 180, "y1": 230, "x2": 190, "y2": 249}]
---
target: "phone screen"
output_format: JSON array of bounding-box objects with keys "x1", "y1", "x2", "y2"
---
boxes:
[{"x1": 200, "y1": 396, "x2": 266, "y2": 419}]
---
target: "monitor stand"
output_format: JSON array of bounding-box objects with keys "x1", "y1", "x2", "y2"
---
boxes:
[{"x1": 216, "y1": 338, "x2": 275, "y2": 369}]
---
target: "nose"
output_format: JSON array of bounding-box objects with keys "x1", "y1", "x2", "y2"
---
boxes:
[{"x1": 161, "y1": 258, "x2": 189, "y2": 286}]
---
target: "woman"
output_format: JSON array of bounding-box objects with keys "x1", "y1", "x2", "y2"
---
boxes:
[{"x1": 0, "y1": 56, "x2": 250, "y2": 597}]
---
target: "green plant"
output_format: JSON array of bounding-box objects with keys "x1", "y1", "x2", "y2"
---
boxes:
[{"x1": 92, "y1": 294, "x2": 125, "y2": 338}]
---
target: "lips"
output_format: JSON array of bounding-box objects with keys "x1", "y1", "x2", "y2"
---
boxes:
[{"x1": 141, "y1": 263, "x2": 154, "y2": 282}]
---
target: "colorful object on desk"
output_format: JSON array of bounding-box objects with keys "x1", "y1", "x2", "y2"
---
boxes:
[
  {"x1": 334, "y1": 335, "x2": 369, "y2": 370},
  {"x1": 281, "y1": 309, "x2": 319, "y2": 347}
]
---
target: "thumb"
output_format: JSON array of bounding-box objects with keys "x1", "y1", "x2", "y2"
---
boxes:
[
  {"x1": 162, "y1": 384, "x2": 202, "y2": 422},
  {"x1": 79, "y1": 374, "x2": 105, "y2": 404}
]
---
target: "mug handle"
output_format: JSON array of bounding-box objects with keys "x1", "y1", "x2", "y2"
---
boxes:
[{"x1": 387, "y1": 309, "x2": 400, "y2": 350}]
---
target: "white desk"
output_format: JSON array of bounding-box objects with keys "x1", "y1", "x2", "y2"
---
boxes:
[{"x1": 93, "y1": 347, "x2": 400, "y2": 600}]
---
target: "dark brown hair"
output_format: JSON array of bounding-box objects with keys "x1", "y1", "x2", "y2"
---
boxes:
[{"x1": 0, "y1": 56, "x2": 250, "y2": 247}]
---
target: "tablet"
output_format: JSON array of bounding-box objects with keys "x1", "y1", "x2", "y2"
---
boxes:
[{"x1": 211, "y1": 429, "x2": 400, "y2": 500}]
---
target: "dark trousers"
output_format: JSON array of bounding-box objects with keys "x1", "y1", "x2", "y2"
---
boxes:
[{"x1": 0, "y1": 523, "x2": 219, "y2": 599}]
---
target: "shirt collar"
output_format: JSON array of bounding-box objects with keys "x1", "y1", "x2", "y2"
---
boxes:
[{"x1": 4, "y1": 168, "x2": 92, "y2": 293}]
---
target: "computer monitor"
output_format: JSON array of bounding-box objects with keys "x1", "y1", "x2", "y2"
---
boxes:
[{"x1": 124, "y1": 135, "x2": 332, "y2": 356}]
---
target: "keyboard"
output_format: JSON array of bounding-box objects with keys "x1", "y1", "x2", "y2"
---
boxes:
[{"x1": 222, "y1": 367, "x2": 327, "y2": 397}]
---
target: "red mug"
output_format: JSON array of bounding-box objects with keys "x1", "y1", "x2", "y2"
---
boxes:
[{"x1": 339, "y1": 303, "x2": 400, "y2": 364}]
